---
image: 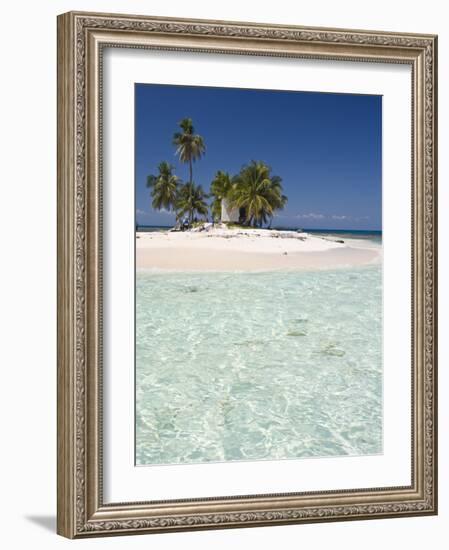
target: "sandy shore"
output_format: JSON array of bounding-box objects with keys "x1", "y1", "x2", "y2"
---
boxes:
[{"x1": 136, "y1": 227, "x2": 381, "y2": 271}]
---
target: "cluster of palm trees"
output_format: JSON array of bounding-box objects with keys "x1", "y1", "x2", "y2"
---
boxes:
[
  {"x1": 147, "y1": 118, "x2": 207, "y2": 224},
  {"x1": 147, "y1": 118, "x2": 287, "y2": 227},
  {"x1": 210, "y1": 163, "x2": 287, "y2": 228}
]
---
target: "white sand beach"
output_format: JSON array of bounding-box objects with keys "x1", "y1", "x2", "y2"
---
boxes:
[{"x1": 136, "y1": 226, "x2": 381, "y2": 271}]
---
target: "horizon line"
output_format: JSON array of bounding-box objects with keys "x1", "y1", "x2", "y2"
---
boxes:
[{"x1": 135, "y1": 223, "x2": 382, "y2": 232}]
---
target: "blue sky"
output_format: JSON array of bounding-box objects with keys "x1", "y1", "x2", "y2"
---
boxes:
[{"x1": 135, "y1": 84, "x2": 382, "y2": 230}]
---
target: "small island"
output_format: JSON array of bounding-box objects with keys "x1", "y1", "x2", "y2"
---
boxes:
[{"x1": 137, "y1": 118, "x2": 380, "y2": 271}]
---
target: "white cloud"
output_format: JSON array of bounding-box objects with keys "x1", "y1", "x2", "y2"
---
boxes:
[
  {"x1": 136, "y1": 208, "x2": 174, "y2": 217},
  {"x1": 296, "y1": 212, "x2": 371, "y2": 223},
  {"x1": 159, "y1": 208, "x2": 173, "y2": 215},
  {"x1": 296, "y1": 213, "x2": 325, "y2": 220}
]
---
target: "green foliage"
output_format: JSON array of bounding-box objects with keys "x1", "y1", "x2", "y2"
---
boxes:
[
  {"x1": 170, "y1": 118, "x2": 207, "y2": 224},
  {"x1": 176, "y1": 182, "x2": 209, "y2": 223},
  {"x1": 148, "y1": 118, "x2": 288, "y2": 229},
  {"x1": 146, "y1": 161, "x2": 180, "y2": 211},
  {"x1": 172, "y1": 118, "x2": 206, "y2": 184},
  {"x1": 228, "y1": 161, "x2": 287, "y2": 227},
  {"x1": 210, "y1": 170, "x2": 234, "y2": 221}
]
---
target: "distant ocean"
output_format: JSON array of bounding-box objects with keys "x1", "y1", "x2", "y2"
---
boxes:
[
  {"x1": 301, "y1": 229, "x2": 382, "y2": 246},
  {"x1": 135, "y1": 227, "x2": 383, "y2": 466},
  {"x1": 136, "y1": 225, "x2": 172, "y2": 232}
]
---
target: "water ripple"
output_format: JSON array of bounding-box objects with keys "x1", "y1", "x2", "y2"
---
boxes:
[{"x1": 136, "y1": 265, "x2": 383, "y2": 465}]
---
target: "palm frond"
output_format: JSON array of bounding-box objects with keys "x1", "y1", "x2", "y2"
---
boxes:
[
  {"x1": 146, "y1": 162, "x2": 180, "y2": 212},
  {"x1": 229, "y1": 161, "x2": 286, "y2": 227},
  {"x1": 173, "y1": 119, "x2": 206, "y2": 168}
]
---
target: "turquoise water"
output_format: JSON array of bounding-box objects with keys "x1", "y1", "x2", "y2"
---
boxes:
[{"x1": 136, "y1": 264, "x2": 383, "y2": 465}]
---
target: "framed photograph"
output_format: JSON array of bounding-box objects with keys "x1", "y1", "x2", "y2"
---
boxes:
[{"x1": 57, "y1": 11, "x2": 438, "y2": 538}]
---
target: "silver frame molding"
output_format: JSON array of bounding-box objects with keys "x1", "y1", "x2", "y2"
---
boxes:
[{"x1": 57, "y1": 11, "x2": 438, "y2": 538}]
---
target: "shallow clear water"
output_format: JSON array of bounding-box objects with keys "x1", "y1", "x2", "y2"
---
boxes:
[{"x1": 136, "y1": 264, "x2": 383, "y2": 465}]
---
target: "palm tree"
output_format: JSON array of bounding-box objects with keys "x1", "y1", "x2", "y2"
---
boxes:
[
  {"x1": 229, "y1": 161, "x2": 287, "y2": 227},
  {"x1": 146, "y1": 161, "x2": 180, "y2": 212},
  {"x1": 210, "y1": 170, "x2": 234, "y2": 221},
  {"x1": 173, "y1": 118, "x2": 206, "y2": 186},
  {"x1": 264, "y1": 172, "x2": 287, "y2": 228},
  {"x1": 176, "y1": 182, "x2": 209, "y2": 223}
]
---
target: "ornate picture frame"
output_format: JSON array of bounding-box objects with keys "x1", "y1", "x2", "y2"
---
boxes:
[{"x1": 57, "y1": 11, "x2": 437, "y2": 538}]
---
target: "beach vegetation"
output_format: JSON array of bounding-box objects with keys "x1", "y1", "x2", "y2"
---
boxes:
[
  {"x1": 228, "y1": 161, "x2": 287, "y2": 227},
  {"x1": 171, "y1": 118, "x2": 207, "y2": 227},
  {"x1": 148, "y1": 120, "x2": 287, "y2": 229},
  {"x1": 176, "y1": 182, "x2": 209, "y2": 223},
  {"x1": 146, "y1": 161, "x2": 180, "y2": 212},
  {"x1": 173, "y1": 118, "x2": 206, "y2": 186},
  {"x1": 210, "y1": 170, "x2": 234, "y2": 220}
]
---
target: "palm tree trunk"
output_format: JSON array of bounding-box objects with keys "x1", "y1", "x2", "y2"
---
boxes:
[{"x1": 189, "y1": 159, "x2": 193, "y2": 226}]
